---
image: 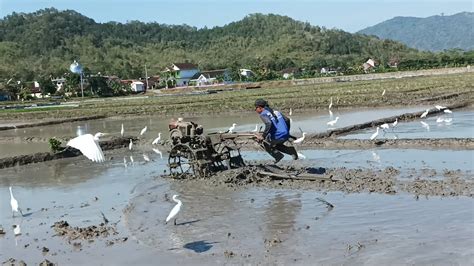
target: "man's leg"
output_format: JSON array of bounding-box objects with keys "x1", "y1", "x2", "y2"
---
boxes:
[
  {"x1": 262, "y1": 141, "x2": 284, "y2": 163},
  {"x1": 274, "y1": 140, "x2": 298, "y2": 160}
]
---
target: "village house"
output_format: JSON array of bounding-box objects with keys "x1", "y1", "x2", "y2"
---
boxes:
[
  {"x1": 51, "y1": 77, "x2": 66, "y2": 92},
  {"x1": 363, "y1": 58, "x2": 376, "y2": 73},
  {"x1": 239, "y1": 68, "x2": 254, "y2": 80},
  {"x1": 165, "y1": 63, "x2": 199, "y2": 87},
  {"x1": 0, "y1": 90, "x2": 12, "y2": 101},
  {"x1": 281, "y1": 67, "x2": 300, "y2": 79},
  {"x1": 190, "y1": 69, "x2": 232, "y2": 86}
]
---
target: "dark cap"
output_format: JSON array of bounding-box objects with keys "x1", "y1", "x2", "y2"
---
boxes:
[{"x1": 255, "y1": 98, "x2": 267, "y2": 107}]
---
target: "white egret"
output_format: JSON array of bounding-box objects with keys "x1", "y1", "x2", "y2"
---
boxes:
[
  {"x1": 67, "y1": 133, "x2": 106, "y2": 163},
  {"x1": 129, "y1": 139, "x2": 133, "y2": 150},
  {"x1": 143, "y1": 154, "x2": 150, "y2": 162},
  {"x1": 392, "y1": 118, "x2": 398, "y2": 128},
  {"x1": 121, "y1": 124, "x2": 124, "y2": 137},
  {"x1": 153, "y1": 148, "x2": 163, "y2": 159},
  {"x1": 13, "y1": 224, "x2": 21, "y2": 236},
  {"x1": 228, "y1": 123, "x2": 237, "y2": 133},
  {"x1": 9, "y1": 187, "x2": 23, "y2": 217},
  {"x1": 130, "y1": 156, "x2": 134, "y2": 163},
  {"x1": 140, "y1": 126, "x2": 147, "y2": 136},
  {"x1": 327, "y1": 117, "x2": 339, "y2": 127},
  {"x1": 420, "y1": 109, "x2": 429, "y2": 118},
  {"x1": 380, "y1": 123, "x2": 389, "y2": 130},
  {"x1": 329, "y1": 97, "x2": 333, "y2": 109},
  {"x1": 370, "y1": 127, "x2": 380, "y2": 140},
  {"x1": 152, "y1": 132, "x2": 162, "y2": 145},
  {"x1": 382, "y1": 89, "x2": 386, "y2": 96},
  {"x1": 252, "y1": 124, "x2": 259, "y2": 132},
  {"x1": 435, "y1": 105, "x2": 446, "y2": 110},
  {"x1": 293, "y1": 132, "x2": 306, "y2": 144},
  {"x1": 372, "y1": 151, "x2": 380, "y2": 162},
  {"x1": 289, "y1": 108, "x2": 293, "y2": 116},
  {"x1": 297, "y1": 152, "x2": 306, "y2": 159},
  {"x1": 165, "y1": 195, "x2": 182, "y2": 225},
  {"x1": 420, "y1": 121, "x2": 430, "y2": 131},
  {"x1": 444, "y1": 109, "x2": 452, "y2": 114}
]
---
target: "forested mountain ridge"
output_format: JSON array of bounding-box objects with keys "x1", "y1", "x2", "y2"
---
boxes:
[
  {"x1": 0, "y1": 8, "x2": 467, "y2": 81},
  {"x1": 358, "y1": 12, "x2": 474, "y2": 51}
]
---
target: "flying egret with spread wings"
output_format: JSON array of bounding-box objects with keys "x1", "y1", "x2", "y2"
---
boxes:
[
  {"x1": 166, "y1": 195, "x2": 182, "y2": 225},
  {"x1": 67, "y1": 133, "x2": 106, "y2": 162}
]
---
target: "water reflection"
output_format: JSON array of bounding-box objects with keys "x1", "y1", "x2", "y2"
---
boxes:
[{"x1": 263, "y1": 194, "x2": 302, "y2": 246}]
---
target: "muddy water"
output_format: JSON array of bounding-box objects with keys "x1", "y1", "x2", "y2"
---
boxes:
[
  {"x1": 0, "y1": 147, "x2": 473, "y2": 264},
  {"x1": 340, "y1": 109, "x2": 474, "y2": 140},
  {"x1": 0, "y1": 106, "x2": 461, "y2": 158},
  {"x1": 125, "y1": 182, "x2": 474, "y2": 265},
  {"x1": 0, "y1": 106, "x2": 473, "y2": 264}
]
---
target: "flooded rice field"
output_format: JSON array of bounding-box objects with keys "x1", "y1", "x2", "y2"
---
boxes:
[{"x1": 0, "y1": 106, "x2": 473, "y2": 264}]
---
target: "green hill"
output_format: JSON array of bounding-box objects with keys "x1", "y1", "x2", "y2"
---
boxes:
[
  {"x1": 0, "y1": 8, "x2": 466, "y2": 80},
  {"x1": 358, "y1": 12, "x2": 474, "y2": 51}
]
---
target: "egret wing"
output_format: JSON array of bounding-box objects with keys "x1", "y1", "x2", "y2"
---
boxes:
[{"x1": 67, "y1": 134, "x2": 105, "y2": 163}]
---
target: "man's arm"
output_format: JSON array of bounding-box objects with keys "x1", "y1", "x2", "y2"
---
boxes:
[{"x1": 260, "y1": 115, "x2": 272, "y2": 138}]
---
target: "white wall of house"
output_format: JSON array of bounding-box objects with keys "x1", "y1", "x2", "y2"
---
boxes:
[
  {"x1": 176, "y1": 69, "x2": 199, "y2": 86},
  {"x1": 131, "y1": 81, "x2": 145, "y2": 92}
]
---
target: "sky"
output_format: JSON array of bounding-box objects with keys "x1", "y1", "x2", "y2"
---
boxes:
[{"x1": 0, "y1": 0, "x2": 472, "y2": 33}]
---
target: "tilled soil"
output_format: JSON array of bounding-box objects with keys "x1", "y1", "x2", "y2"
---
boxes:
[
  {"x1": 164, "y1": 164, "x2": 474, "y2": 197},
  {"x1": 51, "y1": 220, "x2": 118, "y2": 243}
]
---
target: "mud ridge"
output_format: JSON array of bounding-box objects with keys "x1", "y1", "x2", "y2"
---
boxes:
[
  {"x1": 0, "y1": 115, "x2": 106, "y2": 131},
  {"x1": 0, "y1": 137, "x2": 137, "y2": 169}
]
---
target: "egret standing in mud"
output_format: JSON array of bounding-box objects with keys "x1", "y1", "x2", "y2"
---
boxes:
[
  {"x1": 228, "y1": 123, "x2": 237, "y2": 133},
  {"x1": 327, "y1": 117, "x2": 339, "y2": 127},
  {"x1": 289, "y1": 108, "x2": 293, "y2": 116},
  {"x1": 152, "y1": 132, "x2": 162, "y2": 145},
  {"x1": 420, "y1": 109, "x2": 429, "y2": 118},
  {"x1": 166, "y1": 195, "x2": 182, "y2": 225},
  {"x1": 435, "y1": 105, "x2": 447, "y2": 110},
  {"x1": 140, "y1": 126, "x2": 147, "y2": 136},
  {"x1": 392, "y1": 118, "x2": 398, "y2": 128},
  {"x1": 9, "y1": 187, "x2": 23, "y2": 217},
  {"x1": 293, "y1": 132, "x2": 306, "y2": 144},
  {"x1": 67, "y1": 133, "x2": 106, "y2": 163},
  {"x1": 382, "y1": 89, "x2": 386, "y2": 96},
  {"x1": 329, "y1": 97, "x2": 333, "y2": 109},
  {"x1": 129, "y1": 139, "x2": 133, "y2": 150},
  {"x1": 370, "y1": 127, "x2": 380, "y2": 140},
  {"x1": 252, "y1": 124, "x2": 259, "y2": 132},
  {"x1": 153, "y1": 148, "x2": 163, "y2": 159},
  {"x1": 121, "y1": 124, "x2": 124, "y2": 137}
]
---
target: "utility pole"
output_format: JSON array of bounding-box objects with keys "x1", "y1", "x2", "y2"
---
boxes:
[{"x1": 145, "y1": 64, "x2": 149, "y2": 91}]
